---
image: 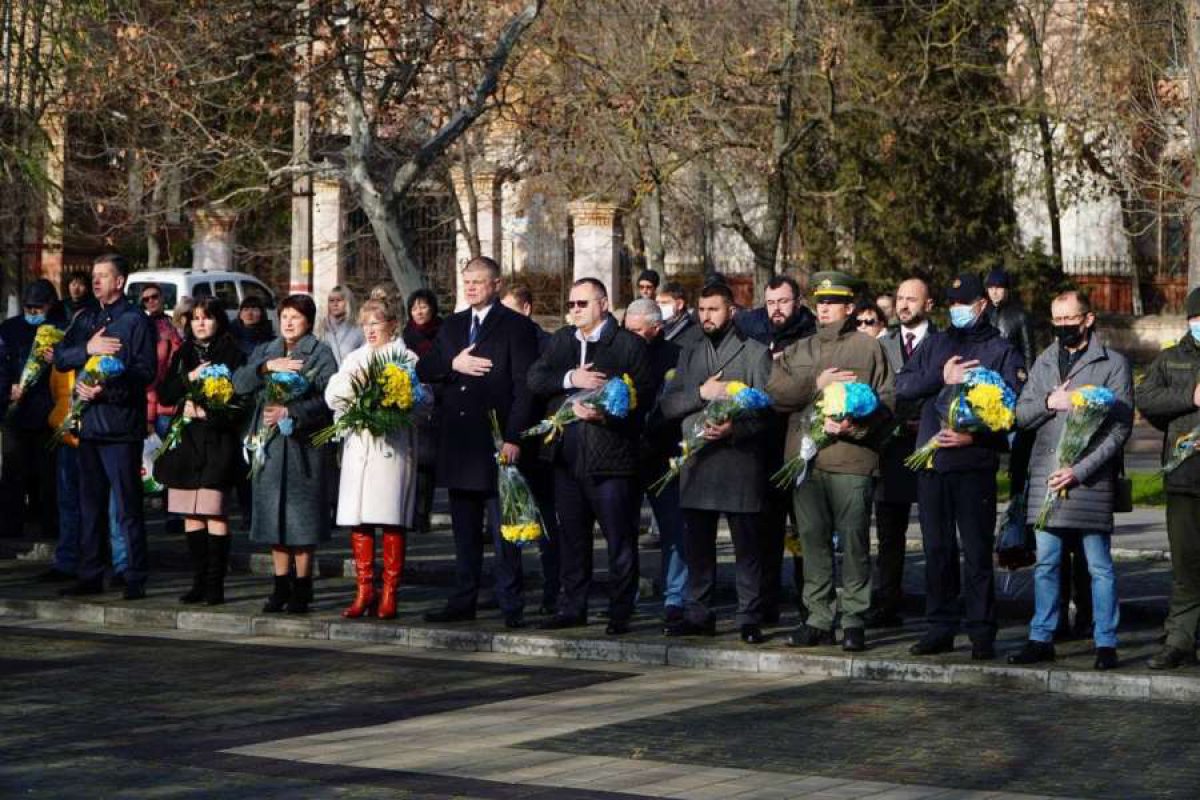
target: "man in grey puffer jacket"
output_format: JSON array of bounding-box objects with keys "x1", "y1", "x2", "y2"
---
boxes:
[{"x1": 1008, "y1": 291, "x2": 1132, "y2": 671}]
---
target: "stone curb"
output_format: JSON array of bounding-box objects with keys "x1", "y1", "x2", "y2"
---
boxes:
[{"x1": 2, "y1": 597, "x2": 1196, "y2": 704}]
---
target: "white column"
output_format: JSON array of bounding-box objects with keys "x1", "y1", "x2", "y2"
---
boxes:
[
  {"x1": 191, "y1": 205, "x2": 238, "y2": 271},
  {"x1": 451, "y1": 168, "x2": 501, "y2": 310},
  {"x1": 312, "y1": 178, "x2": 344, "y2": 303},
  {"x1": 568, "y1": 201, "x2": 622, "y2": 303},
  {"x1": 501, "y1": 179, "x2": 527, "y2": 275}
]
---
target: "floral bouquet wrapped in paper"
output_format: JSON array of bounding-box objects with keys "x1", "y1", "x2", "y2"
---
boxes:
[
  {"x1": 1162, "y1": 423, "x2": 1200, "y2": 475},
  {"x1": 905, "y1": 367, "x2": 1016, "y2": 470},
  {"x1": 313, "y1": 349, "x2": 425, "y2": 446},
  {"x1": 772, "y1": 381, "x2": 879, "y2": 488},
  {"x1": 50, "y1": 355, "x2": 125, "y2": 447},
  {"x1": 648, "y1": 381, "x2": 771, "y2": 495},
  {"x1": 491, "y1": 411, "x2": 545, "y2": 547},
  {"x1": 157, "y1": 364, "x2": 238, "y2": 456},
  {"x1": 522, "y1": 373, "x2": 637, "y2": 444},
  {"x1": 1034, "y1": 384, "x2": 1117, "y2": 530},
  {"x1": 6, "y1": 324, "x2": 64, "y2": 420},
  {"x1": 244, "y1": 369, "x2": 313, "y2": 478}
]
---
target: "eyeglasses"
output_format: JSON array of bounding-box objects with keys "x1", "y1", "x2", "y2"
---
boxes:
[
  {"x1": 141, "y1": 294, "x2": 161, "y2": 302},
  {"x1": 1051, "y1": 314, "x2": 1085, "y2": 325},
  {"x1": 566, "y1": 299, "x2": 591, "y2": 309},
  {"x1": 857, "y1": 318, "x2": 879, "y2": 327}
]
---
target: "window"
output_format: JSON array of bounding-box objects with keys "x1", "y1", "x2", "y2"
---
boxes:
[
  {"x1": 192, "y1": 282, "x2": 212, "y2": 299},
  {"x1": 213, "y1": 280, "x2": 239, "y2": 310},
  {"x1": 240, "y1": 280, "x2": 275, "y2": 308},
  {"x1": 126, "y1": 282, "x2": 178, "y2": 309}
]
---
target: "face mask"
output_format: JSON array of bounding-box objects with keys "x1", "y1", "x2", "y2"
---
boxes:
[
  {"x1": 1190, "y1": 320, "x2": 1200, "y2": 343},
  {"x1": 24, "y1": 313, "x2": 45, "y2": 326},
  {"x1": 948, "y1": 304, "x2": 977, "y2": 329},
  {"x1": 657, "y1": 303, "x2": 676, "y2": 322},
  {"x1": 1053, "y1": 324, "x2": 1087, "y2": 349}
]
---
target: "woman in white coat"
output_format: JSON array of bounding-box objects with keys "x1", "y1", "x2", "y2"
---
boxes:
[{"x1": 325, "y1": 299, "x2": 423, "y2": 619}]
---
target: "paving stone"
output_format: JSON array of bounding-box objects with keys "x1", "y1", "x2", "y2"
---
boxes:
[
  {"x1": 104, "y1": 605, "x2": 179, "y2": 629},
  {"x1": 619, "y1": 639, "x2": 668, "y2": 665},
  {"x1": 492, "y1": 633, "x2": 580, "y2": 660},
  {"x1": 850, "y1": 658, "x2": 952, "y2": 685},
  {"x1": 327, "y1": 621, "x2": 409, "y2": 645},
  {"x1": 407, "y1": 625, "x2": 492, "y2": 652},
  {"x1": 177, "y1": 610, "x2": 253, "y2": 635},
  {"x1": 945, "y1": 664, "x2": 1050, "y2": 694},
  {"x1": 666, "y1": 644, "x2": 760, "y2": 672},
  {"x1": 31, "y1": 598, "x2": 107, "y2": 624},
  {"x1": 252, "y1": 616, "x2": 330, "y2": 640},
  {"x1": 759, "y1": 650, "x2": 852, "y2": 678},
  {"x1": 1149, "y1": 672, "x2": 1200, "y2": 703},
  {"x1": 1047, "y1": 669, "x2": 1151, "y2": 700}
]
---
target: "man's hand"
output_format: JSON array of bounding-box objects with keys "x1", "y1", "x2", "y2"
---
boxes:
[
  {"x1": 183, "y1": 399, "x2": 207, "y2": 420},
  {"x1": 816, "y1": 367, "x2": 856, "y2": 390},
  {"x1": 570, "y1": 362, "x2": 607, "y2": 390},
  {"x1": 1047, "y1": 466, "x2": 1079, "y2": 493},
  {"x1": 823, "y1": 417, "x2": 854, "y2": 437},
  {"x1": 187, "y1": 362, "x2": 212, "y2": 382},
  {"x1": 76, "y1": 381, "x2": 103, "y2": 401},
  {"x1": 702, "y1": 418, "x2": 733, "y2": 441},
  {"x1": 452, "y1": 344, "x2": 492, "y2": 377},
  {"x1": 699, "y1": 371, "x2": 727, "y2": 401},
  {"x1": 262, "y1": 404, "x2": 288, "y2": 427},
  {"x1": 86, "y1": 327, "x2": 122, "y2": 356},
  {"x1": 1047, "y1": 380, "x2": 1072, "y2": 412},
  {"x1": 572, "y1": 400, "x2": 604, "y2": 422},
  {"x1": 9, "y1": 385, "x2": 21, "y2": 402},
  {"x1": 943, "y1": 356, "x2": 980, "y2": 385},
  {"x1": 499, "y1": 442, "x2": 521, "y2": 464},
  {"x1": 935, "y1": 428, "x2": 973, "y2": 448},
  {"x1": 265, "y1": 357, "x2": 304, "y2": 374}
]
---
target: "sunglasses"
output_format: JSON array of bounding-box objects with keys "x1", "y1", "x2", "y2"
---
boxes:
[
  {"x1": 566, "y1": 299, "x2": 592, "y2": 309},
  {"x1": 141, "y1": 294, "x2": 161, "y2": 302},
  {"x1": 857, "y1": 318, "x2": 879, "y2": 327}
]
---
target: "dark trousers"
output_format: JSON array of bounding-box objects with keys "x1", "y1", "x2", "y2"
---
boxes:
[
  {"x1": 554, "y1": 454, "x2": 639, "y2": 622},
  {"x1": 77, "y1": 440, "x2": 147, "y2": 586},
  {"x1": 917, "y1": 470, "x2": 998, "y2": 643},
  {"x1": 524, "y1": 461, "x2": 561, "y2": 609},
  {"x1": 760, "y1": 485, "x2": 804, "y2": 616},
  {"x1": 446, "y1": 489, "x2": 524, "y2": 615},
  {"x1": 1165, "y1": 493, "x2": 1200, "y2": 652},
  {"x1": 0, "y1": 426, "x2": 57, "y2": 538},
  {"x1": 682, "y1": 509, "x2": 763, "y2": 626},
  {"x1": 873, "y1": 501, "x2": 910, "y2": 615}
]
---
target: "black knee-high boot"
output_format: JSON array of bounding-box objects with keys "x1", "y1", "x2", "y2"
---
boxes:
[
  {"x1": 263, "y1": 574, "x2": 291, "y2": 613},
  {"x1": 205, "y1": 535, "x2": 231, "y2": 606},
  {"x1": 287, "y1": 576, "x2": 313, "y2": 614},
  {"x1": 180, "y1": 531, "x2": 209, "y2": 604}
]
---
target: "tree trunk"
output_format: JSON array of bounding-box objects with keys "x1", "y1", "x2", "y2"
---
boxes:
[
  {"x1": 1187, "y1": 0, "x2": 1200, "y2": 291},
  {"x1": 646, "y1": 182, "x2": 666, "y2": 273},
  {"x1": 1018, "y1": 5, "x2": 1064, "y2": 276}
]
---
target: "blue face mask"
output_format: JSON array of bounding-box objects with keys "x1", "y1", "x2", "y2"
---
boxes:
[
  {"x1": 24, "y1": 313, "x2": 45, "y2": 326},
  {"x1": 948, "y1": 304, "x2": 978, "y2": 330},
  {"x1": 1190, "y1": 320, "x2": 1200, "y2": 343}
]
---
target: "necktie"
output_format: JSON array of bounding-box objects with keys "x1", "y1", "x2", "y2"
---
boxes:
[
  {"x1": 904, "y1": 332, "x2": 915, "y2": 358},
  {"x1": 469, "y1": 315, "x2": 480, "y2": 345}
]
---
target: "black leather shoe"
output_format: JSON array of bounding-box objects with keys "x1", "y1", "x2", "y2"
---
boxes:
[
  {"x1": 664, "y1": 618, "x2": 716, "y2": 637},
  {"x1": 909, "y1": 634, "x2": 955, "y2": 656},
  {"x1": 787, "y1": 624, "x2": 835, "y2": 647},
  {"x1": 740, "y1": 624, "x2": 765, "y2": 645},
  {"x1": 1147, "y1": 646, "x2": 1197, "y2": 670},
  {"x1": 863, "y1": 608, "x2": 903, "y2": 629},
  {"x1": 1007, "y1": 640, "x2": 1055, "y2": 665},
  {"x1": 539, "y1": 614, "x2": 587, "y2": 631},
  {"x1": 1094, "y1": 647, "x2": 1118, "y2": 671},
  {"x1": 504, "y1": 613, "x2": 526, "y2": 629},
  {"x1": 971, "y1": 640, "x2": 996, "y2": 661},
  {"x1": 60, "y1": 580, "x2": 103, "y2": 597},
  {"x1": 605, "y1": 620, "x2": 630, "y2": 636},
  {"x1": 842, "y1": 627, "x2": 867, "y2": 652},
  {"x1": 423, "y1": 607, "x2": 476, "y2": 624},
  {"x1": 122, "y1": 583, "x2": 147, "y2": 601}
]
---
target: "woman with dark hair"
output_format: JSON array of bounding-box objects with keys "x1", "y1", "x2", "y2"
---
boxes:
[
  {"x1": 230, "y1": 296, "x2": 275, "y2": 356},
  {"x1": 233, "y1": 294, "x2": 337, "y2": 614},
  {"x1": 402, "y1": 288, "x2": 441, "y2": 532},
  {"x1": 154, "y1": 297, "x2": 247, "y2": 605}
]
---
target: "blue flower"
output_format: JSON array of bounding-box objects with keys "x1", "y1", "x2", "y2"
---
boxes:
[
  {"x1": 601, "y1": 376, "x2": 631, "y2": 418},
  {"x1": 198, "y1": 364, "x2": 232, "y2": 381},
  {"x1": 95, "y1": 355, "x2": 125, "y2": 377},
  {"x1": 1078, "y1": 385, "x2": 1116, "y2": 408},
  {"x1": 732, "y1": 387, "x2": 771, "y2": 411},
  {"x1": 842, "y1": 382, "x2": 879, "y2": 418}
]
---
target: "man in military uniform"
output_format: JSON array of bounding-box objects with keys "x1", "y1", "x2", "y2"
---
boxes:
[{"x1": 1138, "y1": 287, "x2": 1200, "y2": 669}]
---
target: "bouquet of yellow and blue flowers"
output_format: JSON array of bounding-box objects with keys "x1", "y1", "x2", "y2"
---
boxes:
[
  {"x1": 50, "y1": 354, "x2": 125, "y2": 446},
  {"x1": 6, "y1": 324, "x2": 64, "y2": 420},
  {"x1": 492, "y1": 410, "x2": 545, "y2": 547},
  {"x1": 244, "y1": 368, "x2": 315, "y2": 478},
  {"x1": 1034, "y1": 384, "x2": 1117, "y2": 530},
  {"x1": 312, "y1": 349, "x2": 425, "y2": 446},
  {"x1": 1162, "y1": 424, "x2": 1200, "y2": 475},
  {"x1": 156, "y1": 364, "x2": 238, "y2": 457},
  {"x1": 648, "y1": 381, "x2": 771, "y2": 495},
  {"x1": 522, "y1": 373, "x2": 637, "y2": 444},
  {"x1": 772, "y1": 381, "x2": 879, "y2": 488},
  {"x1": 906, "y1": 367, "x2": 1016, "y2": 470}
]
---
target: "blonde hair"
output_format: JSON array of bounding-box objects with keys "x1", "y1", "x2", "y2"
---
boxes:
[
  {"x1": 358, "y1": 298, "x2": 400, "y2": 326},
  {"x1": 317, "y1": 285, "x2": 358, "y2": 338}
]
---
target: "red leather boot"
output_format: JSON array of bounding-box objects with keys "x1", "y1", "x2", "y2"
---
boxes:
[
  {"x1": 342, "y1": 531, "x2": 376, "y2": 618},
  {"x1": 376, "y1": 530, "x2": 406, "y2": 620}
]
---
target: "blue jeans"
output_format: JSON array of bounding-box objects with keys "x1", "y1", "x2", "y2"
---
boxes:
[
  {"x1": 647, "y1": 482, "x2": 688, "y2": 609},
  {"x1": 108, "y1": 488, "x2": 128, "y2": 574},
  {"x1": 1031, "y1": 529, "x2": 1119, "y2": 647},
  {"x1": 54, "y1": 446, "x2": 82, "y2": 574}
]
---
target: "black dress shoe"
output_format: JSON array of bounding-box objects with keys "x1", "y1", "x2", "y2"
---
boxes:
[
  {"x1": 122, "y1": 583, "x2": 147, "y2": 601},
  {"x1": 971, "y1": 640, "x2": 996, "y2": 661},
  {"x1": 423, "y1": 607, "x2": 476, "y2": 624},
  {"x1": 539, "y1": 614, "x2": 587, "y2": 630},
  {"x1": 909, "y1": 633, "x2": 955, "y2": 656},
  {"x1": 1147, "y1": 646, "x2": 1197, "y2": 670},
  {"x1": 605, "y1": 620, "x2": 630, "y2": 636},
  {"x1": 787, "y1": 624, "x2": 835, "y2": 648},
  {"x1": 740, "y1": 624, "x2": 765, "y2": 645},
  {"x1": 504, "y1": 614, "x2": 526, "y2": 629},
  {"x1": 1094, "y1": 647, "x2": 1118, "y2": 671},
  {"x1": 842, "y1": 627, "x2": 867, "y2": 652},
  {"x1": 36, "y1": 568, "x2": 76, "y2": 583},
  {"x1": 60, "y1": 580, "x2": 104, "y2": 597},
  {"x1": 664, "y1": 619, "x2": 716, "y2": 637},
  {"x1": 1007, "y1": 640, "x2": 1055, "y2": 665}
]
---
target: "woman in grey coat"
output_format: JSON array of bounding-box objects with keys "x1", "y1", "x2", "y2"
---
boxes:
[
  {"x1": 1011, "y1": 292, "x2": 1132, "y2": 668},
  {"x1": 234, "y1": 294, "x2": 337, "y2": 614}
]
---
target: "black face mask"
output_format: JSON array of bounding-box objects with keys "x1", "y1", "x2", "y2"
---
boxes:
[{"x1": 1053, "y1": 324, "x2": 1087, "y2": 348}]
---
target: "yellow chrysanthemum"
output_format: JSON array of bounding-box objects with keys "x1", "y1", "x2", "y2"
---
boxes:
[
  {"x1": 966, "y1": 383, "x2": 1015, "y2": 431},
  {"x1": 201, "y1": 376, "x2": 234, "y2": 405},
  {"x1": 84, "y1": 355, "x2": 103, "y2": 373},
  {"x1": 33, "y1": 325, "x2": 64, "y2": 349},
  {"x1": 501, "y1": 522, "x2": 543, "y2": 543},
  {"x1": 621, "y1": 373, "x2": 638, "y2": 410},
  {"x1": 821, "y1": 382, "x2": 848, "y2": 417},
  {"x1": 726, "y1": 380, "x2": 749, "y2": 397},
  {"x1": 378, "y1": 363, "x2": 413, "y2": 409}
]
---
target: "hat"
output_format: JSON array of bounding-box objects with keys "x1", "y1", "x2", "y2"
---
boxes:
[
  {"x1": 810, "y1": 270, "x2": 859, "y2": 300},
  {"x1": 945, "y1": 273, "x2": 985, "y2": 304},
  {"x1": 636, "y1": 269, "x2": 660, "y2": 288},
  {"x1": 22, "y1": 279, "x2": 57, "y2": 308},
  {"x1": 1186, "y1": 287, "x2": 1200, "y2": 319},
  {"x1": 984, "y1": 268, "x2": 1010, "y2": 288}
]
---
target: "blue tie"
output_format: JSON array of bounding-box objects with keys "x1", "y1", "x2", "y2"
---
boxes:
[{"x1": 469, "y1": 315, "x2": 480, "y2": 345}]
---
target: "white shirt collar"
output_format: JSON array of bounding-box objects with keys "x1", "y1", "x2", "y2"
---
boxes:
[
  {"x1": 575, "y1": 316, "x2": 610, "y2": 344},
  {"x1": 470, "y1": 302, "x2": 495, "y2": 326},
  {"x1": 901, "y1": 319, "x2": 930, "y2": 347}
]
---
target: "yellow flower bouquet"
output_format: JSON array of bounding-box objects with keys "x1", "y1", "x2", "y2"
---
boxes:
[
  {"x1": 492, "y1": 410, "x2": 546, "y2": 548},
  {"x1": 312, "y1": 349, "x2": 425, "y2": 446}
]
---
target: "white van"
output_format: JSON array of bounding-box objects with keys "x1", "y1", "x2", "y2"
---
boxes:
[{"x1": 125, "y1": 268, "x2": 277, "y2": 321}]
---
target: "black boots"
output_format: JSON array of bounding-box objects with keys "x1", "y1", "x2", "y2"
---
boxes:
[
  {"x1": 263, "y1": 574, "x2": 291, "y2": 613},
  {"x1": 205, "y1": 535, "x2": 231, "y2": 606},
  {"x1": 180, "y1": 531, "x2": 209, "y2": 604},
  {"x1": 287, "y1": 576, "x2": 313, "y2": 614}
]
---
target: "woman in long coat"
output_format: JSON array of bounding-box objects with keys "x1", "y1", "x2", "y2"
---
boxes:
[
  {"x1": 326, "y1": 299, "x2": 424, "y2": 619},
  {"x1": 402, "y1": 288, "x2": 441, "y2": 532},
  {"x1": 234, "y1": 294, "x2": 337, "y2": 614},
  {"x1": 154, "y1": 297, "x2": 247, "y2": 605}
]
